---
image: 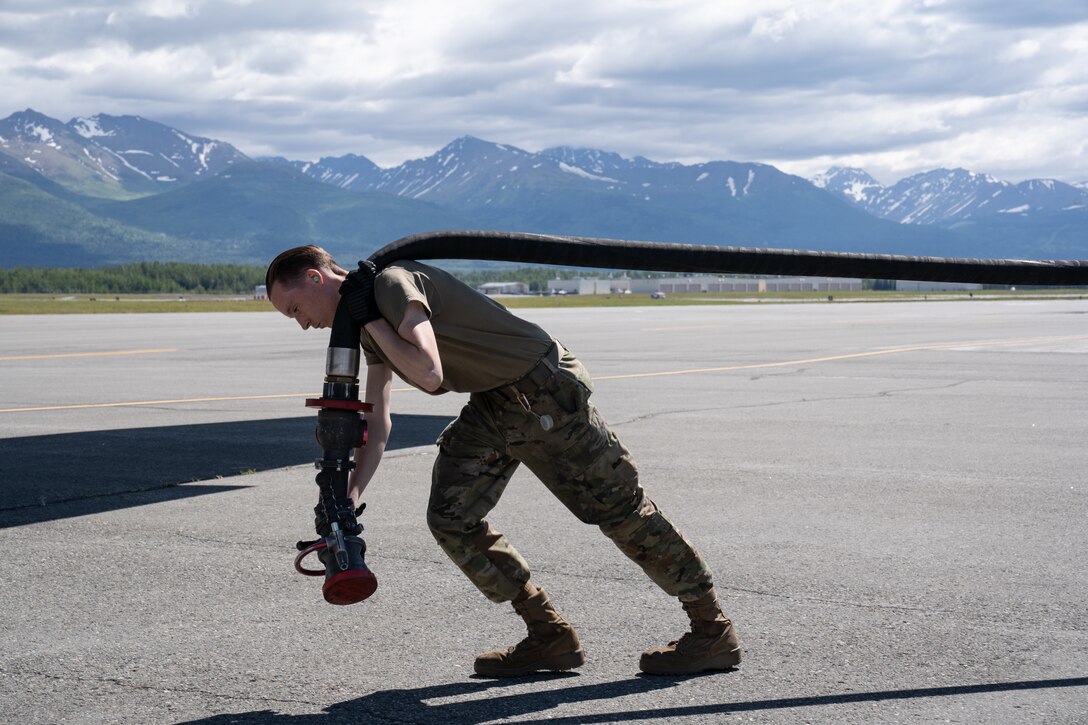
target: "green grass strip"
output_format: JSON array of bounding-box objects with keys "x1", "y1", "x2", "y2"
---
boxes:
[{"x1": 0, "y1": 290, "x2": 1083, "y2": 314}]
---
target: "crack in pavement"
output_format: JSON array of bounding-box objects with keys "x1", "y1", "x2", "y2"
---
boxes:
[
  {"x1": 718, "y1": 585, "x2": 955, "y2": 613},
  {"x1": 149, "y1": 540, "x2": 959, "y2": 616},
  {"x1": 0, "y1": 480, "x2": 242, "y2": 514},
  {"x1": 518, "y1": 565, "x2": 957, "y2": 614},
  {"x1": 609, "y1": 380, "x2": 975, "y2": 427}
]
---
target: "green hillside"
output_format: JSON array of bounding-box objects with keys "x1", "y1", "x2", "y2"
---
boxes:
[
  {"x1": 0, "y1": 161, "x2": 478, "y2": 267},
  {"x1": 81, "y1": 162, "x2": 473, "y2": 263},
  {"x1": 0, "y1": 172, "x2": 200, "y2": 266}
]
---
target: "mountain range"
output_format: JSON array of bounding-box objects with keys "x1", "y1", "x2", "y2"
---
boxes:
[{"x1": 2, "y1": 108, "x2": 1086, "y2": 268}]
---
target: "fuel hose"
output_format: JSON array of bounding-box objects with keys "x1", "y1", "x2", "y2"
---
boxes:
[{"x1": 368, "y1": 230, "x2": 1088, "y2": 287}]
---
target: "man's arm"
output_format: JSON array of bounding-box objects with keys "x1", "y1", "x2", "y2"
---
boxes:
[
  {"x1": 348, "y1": 362, "x2": 393, "y2": 503},
  {"x1": 363, "y1": 301, "x2": 444, "y2": 392}
]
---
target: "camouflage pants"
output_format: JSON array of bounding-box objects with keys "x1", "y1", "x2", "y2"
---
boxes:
[{"x1": 428, "y1": 344, "x2": 715, "y2": 603}]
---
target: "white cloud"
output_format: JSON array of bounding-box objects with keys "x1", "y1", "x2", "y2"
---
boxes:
[
  {"x1": 750, "y1": 9, "x2": 801, "y2": 41},
  {"x1": 140, "y1": 0, "x2": 194, "y2": 19},
  {"x1": 1005, "y1": 38, "x2": 1042, "y2": 61},
  {"x1": 0, "y1": 0, "x2": 1086, "y2": 182}
]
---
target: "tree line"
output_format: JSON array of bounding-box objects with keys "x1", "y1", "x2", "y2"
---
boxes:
[
  {"x1": 0, "y1": 263, "x2": 653, "y2": 295},
  {"x1": 0, "y1": 262, "x2": 266, "y2": 294},
  {"x1": 3, "y1": 262, "x2": 886, "y2": 295}
]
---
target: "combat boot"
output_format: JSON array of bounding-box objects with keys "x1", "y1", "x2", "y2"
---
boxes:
[
  {"x1": 639, "y1": 588, "x2": 741, "y2": 675},
  {"x1": 474, "y1": 585, "x2": 585, "y2": 677}
]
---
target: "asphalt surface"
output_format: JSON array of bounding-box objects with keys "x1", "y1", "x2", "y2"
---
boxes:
[{"x1": 1, "y1": 299, "x2": 1086, "y2": 724}]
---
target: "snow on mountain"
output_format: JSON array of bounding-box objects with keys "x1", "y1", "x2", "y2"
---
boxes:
[
  {"x1": 540, "y1": 146, "x2": 660, "y2": 174},
  {"x1": 1013, "y1": 178, "x2": 1087, "y2": 212},
  {"x1": 365, "y1": 135, "x2": 543, "y2": 202},
  {"x1": 292, "y1": 135, "x2": 803, "y2": 223},
  {"x1": 282, "y1": 135, "x2": 1088, "y2": 232},
  {"x1": 810, "y1": 167, "x2": 884, "y2": 205},
  {"x1": 295, "y1": 153, "x2": 381, "y2": 191},
  {"x1": 1, "y1": 109, "x2": 79, "y2": 155},
  {"x1": 556, "y1": 161, "x2": 621, "y2": 183},
  {"x1": 545, "y1": 146, "x2": 780, "y2": 202},
  {"x1": 815, "y1": 166, "x2": 1088, "y2": 224},
  {"x1": 334, "y1": 135, "x2": 637, "y2": 208},
  {"x1": 0, "y1": 109, "x2": 153, "y2": 196},
  {"x1": 68, "y1": 114, "x2": 248, "y2": 184},
  {"x1": 0, "y1": 109, "x2": 249, "y2": 196},
  {"x1": 69, "y1": 116, "x2": 112, "y2": 138},
  {"x1": 875, "y1": 168, "x2": 1012, "y2": 224}
]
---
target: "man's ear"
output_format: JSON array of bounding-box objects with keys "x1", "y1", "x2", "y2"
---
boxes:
[{"x1": 306, "y1": 268, "x2": 322, "y2": 284}]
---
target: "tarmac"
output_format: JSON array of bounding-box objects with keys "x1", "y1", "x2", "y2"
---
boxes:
[{"x1": 1, "y1": 299, "x2": 1086, "y2": 724}]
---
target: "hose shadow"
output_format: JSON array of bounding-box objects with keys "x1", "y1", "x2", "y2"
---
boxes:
[
  {"x1": 178, "y1": 674, "x2": 682, "y2": 724},
  {"x1": 0, "y1": 413, "x2": 451, "y2": 528},
  {"x1": 177, "y1": 675, "x2": 1088, "y2": 724}
]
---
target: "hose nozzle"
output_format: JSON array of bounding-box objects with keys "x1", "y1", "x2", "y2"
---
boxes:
[{"x1": 295, "y1": 533, "x2": 377, "y2": 605}]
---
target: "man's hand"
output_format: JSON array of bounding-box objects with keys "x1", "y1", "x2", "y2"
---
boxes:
[
  {"x1": 339, "y1": 260, "x2": 382, "y2": 326},
  {"x1": 349, "y1": 364, "x2": 393, "y2": 501}
]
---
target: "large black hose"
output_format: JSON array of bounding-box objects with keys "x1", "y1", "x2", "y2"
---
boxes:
[{"x1": 368, "y1": 230, "x2": 1088, "y2": 287}]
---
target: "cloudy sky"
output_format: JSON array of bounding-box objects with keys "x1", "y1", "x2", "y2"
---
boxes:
[{"x1": 2, "y1": 0, "x2": 1086, "y2": 184}]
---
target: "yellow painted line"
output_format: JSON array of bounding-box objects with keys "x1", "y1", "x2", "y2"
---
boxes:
[
  {"x1": 640, "y1": 324, "x2": 729, "y2": 332},
  {"x1": 0, "y1": 387, "x2": 421, "y2": 414},
  {"x1": 596, "y1": 334, "x2": 1088, "y2": 382},
  {"x1": 1, "y1": 334, "x2": 1082, "y2": 413},
  {"x1": 0, "y1": 393, "x2": 317, "y2": 414},
  {"x1": 0, "y1": 347, "x2": 179, "y2": 361}
]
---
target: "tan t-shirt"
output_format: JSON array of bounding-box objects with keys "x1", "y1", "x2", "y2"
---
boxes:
[{"x1": 359, "y1": 261, "x2": 553, "y2": 393}]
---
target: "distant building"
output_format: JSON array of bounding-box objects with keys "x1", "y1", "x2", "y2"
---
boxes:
[
  {"x1": 896, "y1": 280, "x2": 983, "y2": 291},
  {"x1": 526, "y1": 275, "x2": 864, "y2": 296},
  {"x1": 645, "y1": 275, "x2": 863, "y2": 293},
  {"x1": 548, "y1": 278, "x2": 632, "y2": 295},
  {"x1": 478, "y1": 281, "x2": 530, "y2": 295}
]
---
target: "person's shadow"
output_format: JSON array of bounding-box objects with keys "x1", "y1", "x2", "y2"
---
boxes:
[
  {"x1": 179, "y1": 674, "x2": 684, "y2": 724},
  {"x1": 177, "y1": 673, "x2": 1088, "y2": 724}
]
